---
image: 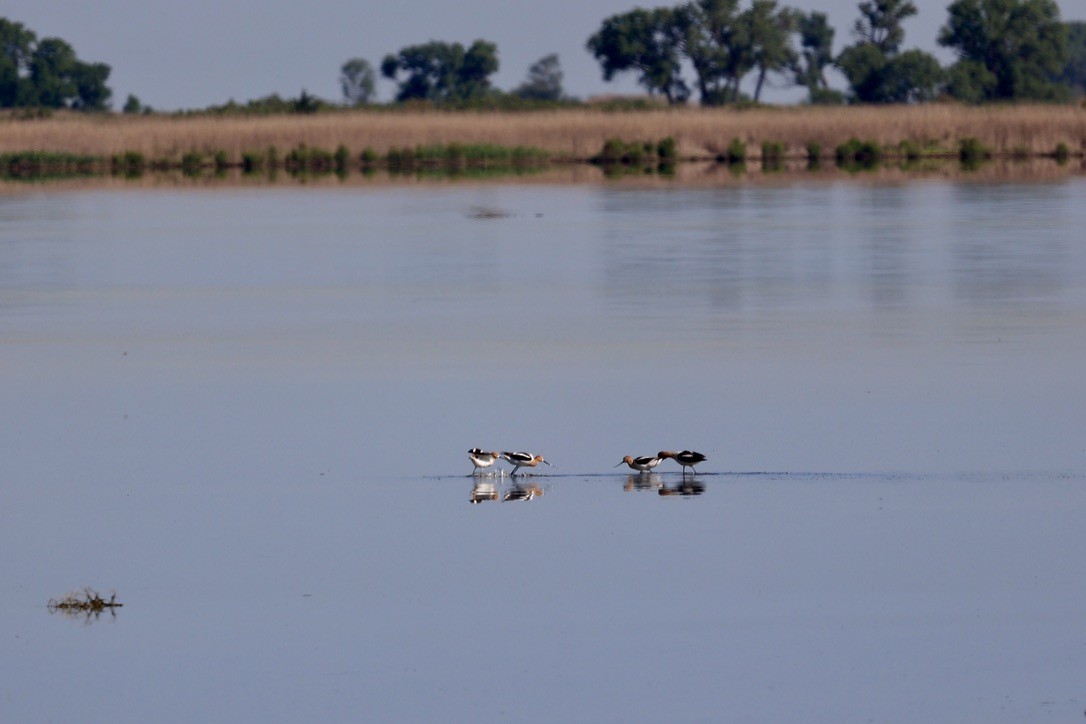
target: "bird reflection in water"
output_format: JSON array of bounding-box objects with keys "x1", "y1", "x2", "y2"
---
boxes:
[
  {"x1": 623, "y1": 473, "x2": 663, "y2": 491},
  {"x1": 470, "y1": 479, "x2": 501, "y2": 504},
  {"x1": 503, "y1": 483, "x2": 544, "y2": 502},
  {"x1": 658, "y1": 478, "x2": 706, "y2": 497},
  {"x1": 469, "y1": 479, "x2": 545, "y2": 504}
]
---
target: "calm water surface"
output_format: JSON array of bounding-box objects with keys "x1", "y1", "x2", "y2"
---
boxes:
[{"x1": 1, "y1": 178, "x2": 1084, "y2": 722}]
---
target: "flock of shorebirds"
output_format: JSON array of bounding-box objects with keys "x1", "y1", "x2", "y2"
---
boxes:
[{"x1": 468, "y1": 449, "x2": 708, "y2": 476}]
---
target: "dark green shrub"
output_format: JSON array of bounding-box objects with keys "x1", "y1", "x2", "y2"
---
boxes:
[
  {"x1": 835, "y1": 138, "x2": 880, "y2": 169},
  {"x1": 241, "y1": 150, "x2": 264, "y2": 172},
  {"x1": 334, "y1": 144, "x2": 350, "y2": 173},
  {"x1": 181, "y1": 151, "x2": 204, "y2": 175},
  {"x1": 898, "y1": 139, "x2": 922, "y2": 160},
  {"x1": 657, "y1": 136, "x2": 677, "y2": 163},
  {"x1": 726, "y1": 138, "x2": 746, "y2": 164},
  {"x1": 111, "y1": 151, "x2": 145, "y2": 177},
  {"x1": 1054, "y1": 142, "x2": 1070, "y2": 164},
  {"x1": 958, "y1": 137, "x2": 990, "y2": 164},
  {"x1": 761, "y1": 140, "x2": 785, "y2": 162},
  {"x1": 213, "y1": 150, "x2": 230, "y2": 171}
]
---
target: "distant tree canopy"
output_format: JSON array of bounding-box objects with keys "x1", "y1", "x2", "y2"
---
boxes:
[
  {"x1": 938, "y1": 0, "x2": 1069, "y2": 102},
  {"x1": 588, "y1": 1, "x2": 808, "y2": 106},
  {"x1": 795, "y1": 11, "x2": 844, "y2": 103},
  {"x1": 586, "y1": 7, "x2": 689, "y2": 104},
  {"x1": 0, "y1": 17, "x2": 111, "y2": 109},
  {"x1": 514, "y1": 53, "x2": 565, "y2": 101},
  {"x1": 582, "y1": 0, "x2": 1085, "y2": 106},
  {"x1": 1060, "y1": 21, "x2": 1086, "y2": 95},
  {"x1": 835, "y1": 1, "x2": 944, "y2": 103},
  {"x1": 381, "y1": 40, "x2": 499, "y2": 103},
  {"x1": 340, "y1": 58, "x2": 376, "y2": 105}
]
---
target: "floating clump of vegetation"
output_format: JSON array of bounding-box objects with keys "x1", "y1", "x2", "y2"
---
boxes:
[{"x1": 48, "y1": 588, "x2": 123, "y2": 621}]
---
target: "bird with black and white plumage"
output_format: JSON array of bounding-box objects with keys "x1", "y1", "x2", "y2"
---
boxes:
[
  {"x1": 468, "y1": 448, "x2": 502, "y2": 474},
  {"x1": 500, "y1": 451, "x2": 553, "y2": 476},
  {"x1": 658, "y1": 450, "x2": 707, "y2": 475},
  {"x1": 615, "y1": 454, "x2": 662, "y2": 473}
]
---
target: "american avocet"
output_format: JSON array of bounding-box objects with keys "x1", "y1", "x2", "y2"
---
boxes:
[
  {"x1": 500, "y1": 451, "x2": 552, "y2": 476},
  {"x1": 615, "y1": 454, "x2": 662, "y2": 473},
  {"x1": 468, "y1": 448, "x2": 502, "y2": 474},
  {"x1": 658, "y1": 450, "x2": 707, "y2": 475}
]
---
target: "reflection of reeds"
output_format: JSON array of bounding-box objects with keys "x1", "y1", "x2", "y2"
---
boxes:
[
  {"x1": 2, "y1": 106, "x2": 1084, "y2": 162},
  {"x1": 2, "y1": 156, "x2": 1080, "y2": 194}
]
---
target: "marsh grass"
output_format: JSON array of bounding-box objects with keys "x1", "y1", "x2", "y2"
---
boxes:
[{"x1": 3, "y1": 106, "x2": 1081, "y2": 163}]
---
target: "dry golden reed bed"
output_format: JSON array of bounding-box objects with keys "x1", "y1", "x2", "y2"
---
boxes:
[{"x1": 3, "y1": 105, "x2": 1085, "y2": 160}]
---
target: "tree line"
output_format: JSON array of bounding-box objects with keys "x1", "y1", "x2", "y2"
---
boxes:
[
  {"x1": 357, "y1": 0, "x2": 1083, "y2": 108},
  {"x1": 3, "y1": 1, "x2": 1085, "y2": 113},
  {"x1": 585, "y1": 0, "x2": 1083, "y2": 105}
]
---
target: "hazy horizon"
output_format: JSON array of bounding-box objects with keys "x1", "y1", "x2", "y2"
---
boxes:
[{"x1": 7, "y1": 0, "x2": 1084, "y2": 111}]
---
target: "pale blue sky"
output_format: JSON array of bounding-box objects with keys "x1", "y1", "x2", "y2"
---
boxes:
[{"x1": 5, "y1": 1, "x2": 1083, "y2": 109}]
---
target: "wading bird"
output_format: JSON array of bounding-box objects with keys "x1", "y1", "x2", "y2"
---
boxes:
[
  {"x1": 615, "y1": 454, "x2": 662, "y2": 473},
  {"x1": 468, "y1": 448, "x2": 502, "y2": 474},
  {"x1": 500, "y1": 451, "x2": 552, "y2": 476},
  {"x1": 658, "y1": 450, "x2": 707, "y2": 475}
]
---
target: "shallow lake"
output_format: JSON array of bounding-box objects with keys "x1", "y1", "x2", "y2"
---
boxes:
[{"x1": 1, "y1": 175, "x2": 1084, "y2": 722}]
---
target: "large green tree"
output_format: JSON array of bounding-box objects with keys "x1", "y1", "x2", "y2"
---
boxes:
[
  {"x1": 1058, "y1": 21, "x2": 1086, "y2": 95},
  {"x1": 938, "y1": 0, "x2": 1069, "y2": 101},
  {"x1": 795, "y1": 11, "x2": 840, "y2": 102},
  {"x1": 836, "y1": 0, "x2": 943, "y2": 103},
  {"x1": 852, "y1": 0, "x2": 916, "y2": 53},
  {"x1": 0, "y1": 18, "x2": 111, "y2": 109},
  {"x1": 586, "y1": 7, "x2": 690, "y2": 104},
  {"x1": 674, "y1": 0, "x2": 742, "y2": 105},
  {"x1": 0, "y1": 18, "x2": 35, "y2": 106},
  {"x1": 740, "y1": 0, "x2": 799, "y2": 102},
  {"x1": 381, "y1": 40, "x2": 498, "y2": 103}
]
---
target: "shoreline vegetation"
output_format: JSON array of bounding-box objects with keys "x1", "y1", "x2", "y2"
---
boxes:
[{"x1": 2, "y1": 105, "x2": 1084, "y2": 181}]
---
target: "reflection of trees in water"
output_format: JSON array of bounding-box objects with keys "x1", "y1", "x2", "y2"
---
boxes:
[
  {"x1": 596, "y1": 182, "x2": 1080, "y2": 347},
  {"x1": 949, "y1": 186, "x2": 1068, "y2": 309}
]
